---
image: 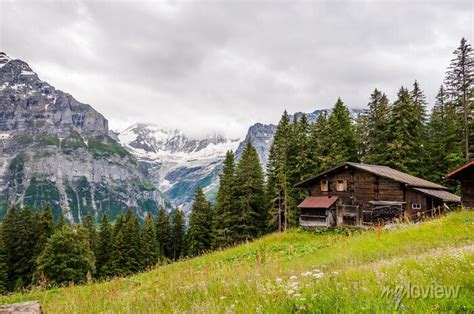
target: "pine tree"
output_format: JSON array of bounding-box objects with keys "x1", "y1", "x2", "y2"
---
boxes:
[
  {"x1": 308, "y1": 111, "x2": 330, "y2": 174},
  {"x1": 187, "y1": 188, "x2": 213, "y2": 256},
  {"x1": 286, "y1": 113, "x2": 311, "y2": 225},
  {"x1": 110, "y1": 224, "x2": 127, "y2": 276},
  {"x1": 325, "y1": 98, "x2": 358, "y2": 168},
  {"x1": 235, "y1": 142, "x2": 266, "y2": 241},
  {"x1": 212, "y1": 151, "x2": 237, "y2": 248},
  {"x1": 96, "y1": 214, "x2": 113, "y2": 278},
  {"x1": 293, "y1": 113, "x2": 312, "y2": 177},
  {"x1": 141, "y1": 213, "x2": 158, "y2": 269},
  {"x1": 155, "y1": 207, "x2": 172, "y2": 260},
  {"x1": 36, "y1": 227, "x2": 95, "y2": 285},
  {"x1": 362, "y1": 89, "x2": 391, "y2": 164},
  {"x1": 0, "y1": 226, "x2": 8, "y2": 294},
  {"x1": 266, "y1": 111, "x2": 292, "y2": 231},
  {"x1": 386, "y1": 87, "x2": 424, "y2": 174},
  {"x1": 354, "y1": 110, "x2": 370, "y2": 160},
  {"x1": 122, "y1": 209, "x2": 141, "y2": 274},
  {"x1": 170, "y1": 208, "x2": 185, "y2": 260},
  {"x1": 13, "y1": 206, "x2": 36, "y2": 288},
  {"x1": 35, "y1": 204, "x2": 55, "y2": 259},
  {"x1": 425, "y1": 86, "x2": 464, "y2": 183},
  {"x1": 2, "y1": 205, "x2": 17, "y2": 290},
  {"x1": 444, "y1": 37, "x2": 474, "y2": 160},
  {"x1": 57, "y1": 211, "x2": 66, "y2": 230},
  {"x1": 82, "y1": 212, "x2": 98, "y2": 265}
]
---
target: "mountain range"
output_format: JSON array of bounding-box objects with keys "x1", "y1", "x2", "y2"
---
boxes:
[
  {"x1": 0, "y1": 52, "x2": 362, "y2": 219},
  {"x1": 0, "y1": 52, "x2": 168, "y2": 222}
]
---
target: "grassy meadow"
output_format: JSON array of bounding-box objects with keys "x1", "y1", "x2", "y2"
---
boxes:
[{"x1": 1, "y1": 211, "x2": 473, "y2": 313}]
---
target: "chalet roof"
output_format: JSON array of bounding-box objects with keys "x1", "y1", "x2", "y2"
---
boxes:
[
  {"x1": 446, "y1": 160, "x2": 474, "y2": 180},
  {"x1": 295, "y1": 162, "x2": 448, "y2": 190},
  {"x1": 297, "y1": 196, "x2": 339, "y2": 209},
  {"x1": 412, "y1": 188, "x2": 461, "y2": 203}
]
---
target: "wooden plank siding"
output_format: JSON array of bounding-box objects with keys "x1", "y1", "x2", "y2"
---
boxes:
[
  {"x1": 461, "y1": 178, "x2": 474, "y2": 209},
  {"x1": 307, "y1": 168, "x2": 406, "y2": 211}
]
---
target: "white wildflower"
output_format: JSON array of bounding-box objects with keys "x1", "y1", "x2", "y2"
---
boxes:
[
  {"x1": 290, "y1": 275, "x2": 298, "y2": 280},
  {"x1": 301, "y1": 271, "x2": 313, "y2": 277}
]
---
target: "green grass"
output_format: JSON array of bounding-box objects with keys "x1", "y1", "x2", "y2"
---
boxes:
[
  {"x1": 1, "y1": 212, "x2": 473, "y2": 313},
  {"x1": 87, "y1": 137, "x2": 129, "y2": 159},
  {"x1": 37, "y1": 135, "x2": 60, "y2": 147}
]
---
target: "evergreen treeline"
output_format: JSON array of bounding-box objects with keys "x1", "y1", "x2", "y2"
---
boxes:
[{"x1": 0, "y1": 205, "x2": 186, "y2": 292}]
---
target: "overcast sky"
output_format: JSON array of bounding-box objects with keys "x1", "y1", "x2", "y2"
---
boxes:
[{"x1": 0, "y1": 0, "x2": 472, "y2": 138}]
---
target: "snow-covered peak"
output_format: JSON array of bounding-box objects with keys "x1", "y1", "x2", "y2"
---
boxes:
[{"x1": 117, "y1": 123, "x2": 240, "y2": 162}]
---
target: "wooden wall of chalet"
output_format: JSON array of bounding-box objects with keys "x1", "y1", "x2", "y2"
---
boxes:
[
  {"x1": 461, "y1": 177, "x2": 474, "y2": 209},
  {"x1": 308, "y1": 168, "x2": 404, "y2": 209}
]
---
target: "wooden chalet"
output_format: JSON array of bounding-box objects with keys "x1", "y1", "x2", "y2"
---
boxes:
[
  {"x1": 295, "y1": 162, "x2": 460, "y2": 228},
  {"x1": 446, "y1": 161, "x2": 474, "y2": 209}
]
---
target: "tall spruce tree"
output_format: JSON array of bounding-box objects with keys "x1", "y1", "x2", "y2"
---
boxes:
[
  {"x1": 96, "y1": 214, "x2": 113, "y2": 277},
  {"x1": 34, "y1": 204, "x2": 55, "y2": 265},
  {"x1": 444, "y1": 37, "x2": 474, "y2": 160},
  {"x1": 325, "y1": 98, "x2": 358, "y2": 168},
  {"x1": 425, "y1": 86, "x2": 464, "y2": 183},
  {"x1": 386, "y1": 87, "x2": 424, "y2": 174},
  {"x1": 110, "y1": 225, "x2": 127, "y2": 276},
  {"x1": 155, "y1": 207, "x2": 172, "y2": 260},
  {"x1": 308, "y1": 111, "x2": 330, "y2": 174},
  {"x1": 235, "y1": 142, "x2": 266, "y2": 241},
  {"x1": 13, "y1": 206, "x2": 36, "y2": 288},
  {"x1": 212, "y1": 151, "x2": 237, "y2": 248},
  {"x1": 354, "y1": 110, "x2": 370, "y2": 161},
  {"x1": 266, "y1": 111, "x2": 292, "y2": 231},
  {"x1": 83, "y1": 212, "x2": 98, "y2": 262},
  {"x1": 141, "y1": 213, "x2": 158, "y2": 269},
  {"x1": 57, "y1": 211, "x2": 66, "y2": 230},
  {"x1": 362, "y1": 89, "x2": 391, "y2": 164},
  {"x1": 0, "y1": 226, "x2": 7, "y2": 294},
  {"x1": 286, "y1": 114, "x2": 311, "y2": 225},
  {"x1": 187, "y1": 188, "x2": 213, "y2": 256},
  {"x1": 2, "y1": 205, "x2": 17, "y2": 290},
  {"x1": 170, "y1": 208, "x2": 185, "y2": 260},
  {"x1": 122, "y1": 209, "x2": 142, "y2": 273}
]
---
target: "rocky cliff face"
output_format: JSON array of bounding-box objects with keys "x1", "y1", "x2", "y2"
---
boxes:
[{"x1": 0, "y1": 52, "x2": 167, "y2": 222}]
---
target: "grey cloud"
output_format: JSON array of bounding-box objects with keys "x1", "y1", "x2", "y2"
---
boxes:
[{"x1": 0, "y1": 0, "x2": 472, "y2": 138}]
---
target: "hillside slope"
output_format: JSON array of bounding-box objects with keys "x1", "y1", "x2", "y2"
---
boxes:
[{"x1": 1, "y1": 212, "x2": 473, "y2": 312}]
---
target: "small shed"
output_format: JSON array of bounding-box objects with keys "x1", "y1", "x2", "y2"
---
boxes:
[
  {"x1": 297, "y1": 196, "x2": 338, "y2": 227},
  {"x1": 447, "y1": 161, "x2": 474, "y2": 209}
]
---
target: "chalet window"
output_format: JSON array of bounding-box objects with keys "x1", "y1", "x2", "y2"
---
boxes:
[
  {"x1": 336, "y1": 180, "x2": 347, "y2": 191},
  {"x1": 320, "y1": 180, "x2": 329, "y2": 192},
  {"x1": 412, "y1": 203, "x2": 421, "y2": 210}
]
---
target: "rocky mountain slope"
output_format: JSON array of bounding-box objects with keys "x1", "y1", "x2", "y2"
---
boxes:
[{"x1": 0, "y1": 52, "x2": 167, "y2": 222}]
